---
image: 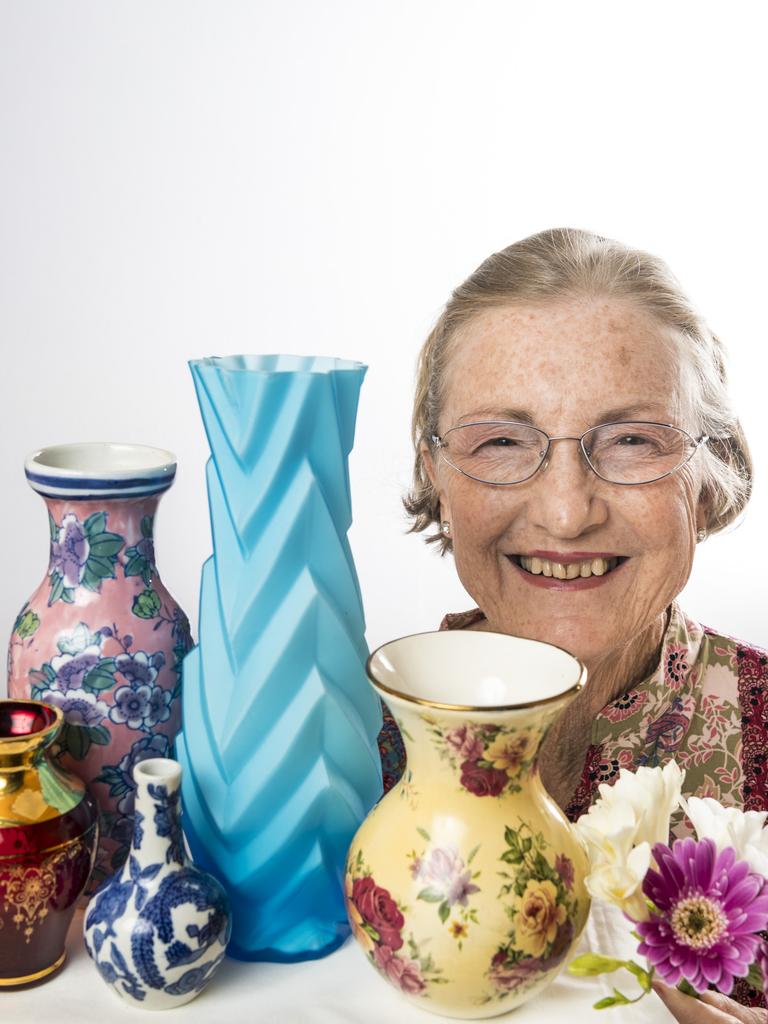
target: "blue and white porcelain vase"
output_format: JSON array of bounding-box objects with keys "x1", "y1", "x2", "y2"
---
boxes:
[{"x1": 83, "y1": 757, "x2": 231, "y2": 1010}]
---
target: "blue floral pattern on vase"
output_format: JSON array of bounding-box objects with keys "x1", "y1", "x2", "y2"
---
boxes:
[
  {"x1": 124, "y1": 515, "x2": 157, "y2": 587},
  {"x1": 8, "y1": 466, "x2": 192, "y2": 897},
  {"x1": 84, "y1": 757, "x2": 231, "y2": 1009},
  {"x1": 48, "y1": 510, "x2": 125, "y2": 605}
]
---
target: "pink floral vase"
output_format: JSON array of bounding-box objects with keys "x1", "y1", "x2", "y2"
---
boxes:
[{"x1": 7, "y1": 443, "x2": 192, "y2": 893}]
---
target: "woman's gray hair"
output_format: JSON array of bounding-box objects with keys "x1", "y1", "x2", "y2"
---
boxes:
[{"x1": 404, "y1": 227, "x2": 752, "y2": 553}]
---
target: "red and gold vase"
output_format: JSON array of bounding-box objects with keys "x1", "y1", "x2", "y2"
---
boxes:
[{"x1": 0, "y1": 700, "x2": 98, "y2": 986}]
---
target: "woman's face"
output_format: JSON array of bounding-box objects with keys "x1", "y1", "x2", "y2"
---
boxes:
[{"x1": 426, "y1": 297, "x2": 705, "y2": 670}]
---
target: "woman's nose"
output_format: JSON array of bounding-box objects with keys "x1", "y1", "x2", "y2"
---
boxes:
[{"x1": 526, "y1": 439, "x2": 609, "y2": 538}]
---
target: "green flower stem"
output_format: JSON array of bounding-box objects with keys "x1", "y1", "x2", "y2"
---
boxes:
[
  {"x1": 676, "y1": 979, "x2": 699, "y2": 998},
  {"x1": 568, "y1": 954, "x2": 655, "y2": 1010}
]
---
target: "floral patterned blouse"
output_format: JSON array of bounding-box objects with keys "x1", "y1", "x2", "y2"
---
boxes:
[{"x1": 377, "y1": 601, "x2": 768, "y2": 829}]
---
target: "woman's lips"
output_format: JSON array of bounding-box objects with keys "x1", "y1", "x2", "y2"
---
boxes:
[{"x1": 506, "y1": 553, "x2": 629, "y2": 590}]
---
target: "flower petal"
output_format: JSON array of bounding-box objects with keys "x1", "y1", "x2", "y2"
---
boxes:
[
  {"x1": 699, "y1": 956, "x2": 722, "y2": 986},
  {"x1": 721, "y1": 875, "x2": 763, "y2": 912},
  {"x1": 692, "y1": 838, "x2": 716, "y2": 888}
]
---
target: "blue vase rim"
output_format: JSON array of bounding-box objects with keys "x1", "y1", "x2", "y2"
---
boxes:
[
  {"x1": 189, "y1": 354, "x2": 367, "y2": 376},
  {"x1": 26, "y1": 442, "x2": 177, "y2": 500}
]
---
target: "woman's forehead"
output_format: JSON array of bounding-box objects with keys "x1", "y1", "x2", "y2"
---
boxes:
[{"x1": 442, "y1": 300, "x2": 683, "y2": 425}]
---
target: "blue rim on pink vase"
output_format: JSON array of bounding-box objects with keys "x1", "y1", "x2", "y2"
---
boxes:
[{"x1": 25, "y1": 443, "x2": 176, "y2": 500}]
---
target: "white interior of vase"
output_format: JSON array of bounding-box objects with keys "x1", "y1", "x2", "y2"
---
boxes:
[
  {"x1": 134, "y1": 757, "x2": 182, "y2": 787},
  {"x1": 26, "y1": 442, "x2": 176, "y2": 478},
  {"x1": 368, "y1": 630, "x2": 585, "y2": 709},
  {"x1": 192, "y1": 354, "x2": 365, "y2": 374}
]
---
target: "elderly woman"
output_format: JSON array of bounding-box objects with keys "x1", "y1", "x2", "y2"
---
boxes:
[{"x1": 377, "y1": 228, "x2": 767, "y2": 1023}]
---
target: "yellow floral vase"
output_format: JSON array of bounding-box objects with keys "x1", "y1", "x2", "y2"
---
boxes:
[{"x1": 345, "y1": 630, "x2": 591, "y2": 1019}]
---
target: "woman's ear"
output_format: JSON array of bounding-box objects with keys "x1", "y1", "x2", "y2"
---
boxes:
[
  {"x1": 421, "y1": 441, "x2": 450, "y2": 526},
  {"x1": 421, "y1": 441, "x2": 439, "y2": 490},
  {"x1": 695, "y1": 482, "x2": 712, "y2": 537}
]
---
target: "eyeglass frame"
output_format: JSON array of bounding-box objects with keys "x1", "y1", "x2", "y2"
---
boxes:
[{"x1": 430, "y1": 419, "x2": 711, "y2": 487}]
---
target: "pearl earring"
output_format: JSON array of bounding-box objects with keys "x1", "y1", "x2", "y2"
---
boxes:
[
  {"x1": 441, "y1": 521, "x2": 451, "y2": 537},
  {"x1": 697, "y1": 529, "x2": 707, "y2": 542}
]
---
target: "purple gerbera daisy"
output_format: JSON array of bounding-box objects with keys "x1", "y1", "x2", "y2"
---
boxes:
[{"x1": 636, "y1": 837, "x2": 768, "y2": 994}]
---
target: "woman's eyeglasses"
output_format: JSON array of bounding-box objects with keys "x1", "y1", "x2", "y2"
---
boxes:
[{"x1": 431, "y1": 420, "x2": 709, "y2": 486}]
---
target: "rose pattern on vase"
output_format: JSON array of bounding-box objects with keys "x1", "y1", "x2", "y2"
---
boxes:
[
  {"x1": 346, "y1": 849, "x2": 447, "y2": 997},
  {"x1": 84, "y1": 757, "x2": 231, "y2": 1009},
  {"x1": 0, "y1": 700, "x2": 99, "y2": 986},
  {"x1": 346, "y1": 630, "x2": 591, "y2": 1018},
  {"x1": 7, "y1": 444, "x2": 192, "y2": 892},
  {"x1": 425, "y1": 719, "x2": 538, "y2": 798},
  {"x1": 485, "y1": 822, "x2": 579, "y2": 1003}
]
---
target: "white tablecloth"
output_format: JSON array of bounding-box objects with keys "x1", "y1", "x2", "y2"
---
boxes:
[{"x1": 2, "y1": 903, "x2": 675, "y2": 1024}]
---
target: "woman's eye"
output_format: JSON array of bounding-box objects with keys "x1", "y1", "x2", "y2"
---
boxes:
[
  {"x1": 616, "y1": 434, "x2": 650, "y2": 446},
  {"x1": 473, "y1": 434, "x2": 520, "y2": 450},
  {"x1": 478, "y1": 436, "x2": 517, "y2": 448}
]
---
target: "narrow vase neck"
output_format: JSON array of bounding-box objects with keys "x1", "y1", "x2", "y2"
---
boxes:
[
  {"x1": 386, "y1": 698, "x2": 568, "y2": 795},
  {"x1": 131, "y1": 767, "x2": 185, "y2": 869},
  {"x1": 43, "y1": 495, "x2": 161, "y2": 593},
  {"x1": 0, "y1": 730, "x2": 56, "y2": 771}
]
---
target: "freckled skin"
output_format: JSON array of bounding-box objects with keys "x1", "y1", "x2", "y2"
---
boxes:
[{"x1": 422, "y1": 298, "x2": 706, "y2": 801}]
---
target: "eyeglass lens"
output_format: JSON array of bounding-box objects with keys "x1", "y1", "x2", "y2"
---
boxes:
[{"x1": 443, "y1": 422, "x2": 694, "y2": 484}]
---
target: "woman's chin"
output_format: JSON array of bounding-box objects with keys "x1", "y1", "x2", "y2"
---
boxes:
[{"x1": 491, "y1": 615, "x2": 610, "y2": 670}]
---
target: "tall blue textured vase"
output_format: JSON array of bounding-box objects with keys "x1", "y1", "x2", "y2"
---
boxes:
[{"x1": 177, "y1": 355, "x2": 383, "y2": 962}]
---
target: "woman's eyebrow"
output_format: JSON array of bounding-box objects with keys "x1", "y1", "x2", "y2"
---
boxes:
[
  {"x1": 458, "y1": 408, "x2": 536, "y2": 424},
  {"x1": 456, "y1": 403, "x2": 670, "y2": 426},
  {"x1": 593, "y1": 403, "x2": 670, "y2": 423}
]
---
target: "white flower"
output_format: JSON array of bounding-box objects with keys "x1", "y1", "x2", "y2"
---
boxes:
[
  {"x1": 683, "y1": 796, "x2": 768, "y2": 876},
  {"x1": 584, "y1": 843, "x2": 652, "y2": 922},
  {"x1": 576, "y1": 802, "x2": 653, "y2": 921},
  {"x1": 574, "y1": 761, "x2": 684, "y2": 921},
  {"x1": 577, "y1": 761, "x2": 684, "y2": 853}
]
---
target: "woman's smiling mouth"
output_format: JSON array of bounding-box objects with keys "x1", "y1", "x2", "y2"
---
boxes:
[{"x1": 507, "y1": 551, "x2": 629, "y2": 589}]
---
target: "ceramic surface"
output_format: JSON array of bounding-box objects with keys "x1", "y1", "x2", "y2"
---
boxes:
[
  {"x1": 345, "y1": 630, "x2": 591, "y2": 1019},
  {"x1": 7, "y1": 443, "x2": 192, "y2": 891},
  {"x1": 83, "y1": 757, "x2": 231, "y2": 1009},
  {"x1": 0, "y1": 700, "x2": 98, "y2": 985}
]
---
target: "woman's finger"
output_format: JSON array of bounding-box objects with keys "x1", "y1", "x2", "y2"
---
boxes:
[
  {"x1": 700, "y1": 989, "x2": 767, "y2": 1024},
  {"x1": 652, "y1": 980, "x2": 762, "y2": 1023}
]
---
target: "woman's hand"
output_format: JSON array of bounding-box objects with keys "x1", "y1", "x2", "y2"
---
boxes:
[{"x1": 653, "y1": 980, "x2": 767, "y2": 1023}]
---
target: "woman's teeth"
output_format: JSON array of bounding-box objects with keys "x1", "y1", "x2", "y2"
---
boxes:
[{"x1": 517, "y1": 556, "x2": 620, "y2": 579}]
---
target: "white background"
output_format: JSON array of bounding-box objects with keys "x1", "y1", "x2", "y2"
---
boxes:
[{"x1": 1, "y1": 0, "x2": 766, "y2": 695}]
